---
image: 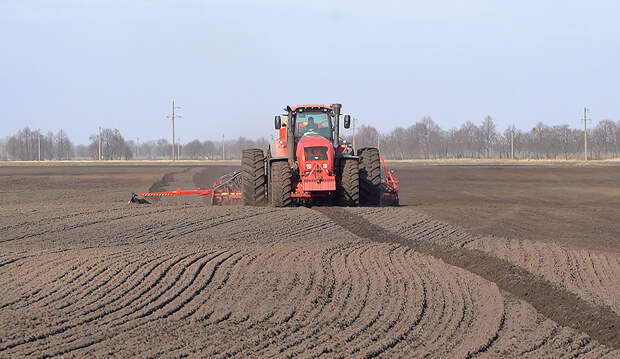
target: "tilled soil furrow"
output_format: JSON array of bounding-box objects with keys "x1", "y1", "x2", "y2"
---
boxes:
[
  {"x1": 317, "y1": 207, "x2": 620, "y2": 349},
  {"x1": 0, "y1": 206, "x2": 203, "y2": 245},
  {"x1": 3, "y1": 164, "x2": 619, "y2": 357}
]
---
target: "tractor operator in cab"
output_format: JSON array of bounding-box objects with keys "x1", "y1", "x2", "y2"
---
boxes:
[{"x1": 304, "y1": 117, "x2": 319, "y2": 134}]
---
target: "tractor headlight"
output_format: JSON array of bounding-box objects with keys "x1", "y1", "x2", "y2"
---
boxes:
[
  {"x1": 322, "y1": 163, "x2": 328, "y2": 169},
  {"x1": 306, "y1": 163, "x2": 312, "y2": 170}
]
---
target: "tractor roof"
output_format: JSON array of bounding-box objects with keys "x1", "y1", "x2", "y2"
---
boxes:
[{"x1": 289, "y1": 104, "x2": 331, "y2": 112}]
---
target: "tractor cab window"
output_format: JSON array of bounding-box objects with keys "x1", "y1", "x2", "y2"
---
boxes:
[{"x1": 295, "y1": 112, "x2": 332, "y2": 141}]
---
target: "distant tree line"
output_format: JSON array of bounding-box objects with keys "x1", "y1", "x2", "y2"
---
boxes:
[
  {"x1": 2, "y1": 128, "x2": 75, "y2": 161},
  {"x1": 3, "y1": 117, "x2": 619, "y2": 161},
  {"x1": 1, "y1": 127, "x2": 269, "y2": 160},
  {"x1": 349, "y1": 116, "x2": 620, "y2": 160}
]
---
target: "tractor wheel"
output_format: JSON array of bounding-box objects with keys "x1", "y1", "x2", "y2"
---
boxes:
[
  {"x1": 241, "y1": 149, "x2": 266, "y2": 206},
  {"x1": 358, "y1": 147, "x2": 381, "y2": 206},
  {"x1": 270, "y1": 160, "x2": 293, "y2": 207},
  {"x1": 336, "y1": 158, "x2": 359, "y2": 206}
]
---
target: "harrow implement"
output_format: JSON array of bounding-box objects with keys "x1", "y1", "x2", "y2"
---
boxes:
[
  {"x1": 380, "y1": 156, "x2": 399, "y2": 206},
  {"x1": 129, "y1": 170, "x2": 242, "y2": 205},
  {"x1": 129, "y1": 160, "x2": 399, "y2": 206}
]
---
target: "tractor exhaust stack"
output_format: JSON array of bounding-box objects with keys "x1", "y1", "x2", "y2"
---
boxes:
[{"x1": 331, "y1": 103, "x2": 341, "y2": 148}]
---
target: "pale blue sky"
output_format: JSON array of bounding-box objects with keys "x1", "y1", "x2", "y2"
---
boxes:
[{"x1": 1, "y1": 0, "x2": 618, "y2": 144}]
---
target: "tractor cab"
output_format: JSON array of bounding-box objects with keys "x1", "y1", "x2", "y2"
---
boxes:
[
  {"x1": 274, "y1": 104, "x2": 351, "y2": 151},
  {"x1": 294, "y1": 109, "x2": 333, "y2": 142}
]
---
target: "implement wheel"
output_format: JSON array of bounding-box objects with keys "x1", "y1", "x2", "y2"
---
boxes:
[
  {"x1": 358, "y1": 147, "x2": 381, "y2": 206},
  {"x1": 241, "y1": 149, "x2": 266, "y2": 206}
]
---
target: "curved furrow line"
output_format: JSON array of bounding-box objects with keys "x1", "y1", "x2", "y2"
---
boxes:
[
  {"x1": 54, "y1": 255, "x2": 142, "y2": 311},
  {"x1": 181, "y1": 246, "x2": 283, "y2": 324},
  {"x1": 16, "y1": 254, "x2": 191, "y2": 355},
  {"x1": 258, "y1": 244, "x2": 353, "y2": 358},
  {"x1": 280, "y1": 244, "x2": 368, "y2": 358},
  {"x1": 83, "y1": 252, "x2": 218, "y2": 329},
  {"x1": 271, "y1": 244, "x2": 380, "y2": 358},
  {"x1": 382, "y1": 248, "x2": 449, "y2": 357},
  {"x1": 0, "y1": 255, "x2": 75, "y2": 309},
  {"x1": 14, "y1": 258, "x2": 93, "y2": 309},
  {"x1": 92, "y1": 253, "x2": 202, "y2": 326},
  {"x1": 66, "y1": 255, "x2": 164, "y2": 315},
  {"x1": 302, "y1": 246, "x2": 368, "y2": 359},
  {"x1": 343, "y1": 245, "x2": 403, "y2": 356},
  {"x1": 43, "y1": 264, "x2": 110, "y2": 309},
  {"x1": 39, "y1": 252, "x2": 129, "y2": 310},
  {"x1": 131, "y1": 253, "x2": 251, "y2": 359},
  {"x1": 420, "y1": 270, "x2": 472, "y2": 356},
  {"x1": 236, "y1": 246, "x2": 333, "y2": 356},
  {"x1": 350, "y1": 245, "x2": 406, "y2": 354},
  {"x1": 413, "y1": 257, "x2": 457, "y2": 355},
  {"x1": 144, "y1": 251, "x2": 238, "y2": 321},
  {"x1": 0, "y1": 254, "x2": 184, "y2": 354},
  {"x1": 464, "y1": 308, "x2": 506, "y2": 358},
  {"x1": 341, "y1": 247, "x2": 382, "y2": 347},
  {"x1": 350, "y1": 247, "x2": 424, "y2": 357},
  {"x1": 153, "y1": 254, "x2": 256, "y2": 359},
  {"x1": 37, "y1": 252, "x2": 239, "y2": 359},
  {"x1": 135, "y1": 251, "x2": 270, "y2": 358},
  {"x1": 301, "y1": 245, "x2": 398, "y2": 358}
]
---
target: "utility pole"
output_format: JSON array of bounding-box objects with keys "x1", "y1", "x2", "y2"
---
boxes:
[
  {"x1": 583, "y1": 107, "x2": 590, "y2": 161},
  {"x1": 222, "y1": 134, "x2": 225, "y2": 160},
  {"x1": 38, "y1": 130, "x2": 41, "y2": 161},
  {"x1": 168, "y1": 100, "x2": 182, "y2": 162},
  {"x1": 98, "y1": 127, "x2": 102, "y2": 160},
  {"x1": 172, "y1": 101, "x2": 176, "y2": 161}
]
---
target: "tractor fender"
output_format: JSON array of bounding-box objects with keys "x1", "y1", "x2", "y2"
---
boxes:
[{"x1": 269, "y1": 141, "x2": 287, "y2": 158}]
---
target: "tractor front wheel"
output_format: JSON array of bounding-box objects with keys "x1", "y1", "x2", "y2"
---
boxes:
[
  {"x1": 337, "y1": 158, "x2": 359, "y2": 206},
  {"x1": 241, "y1": 149, "x2": 266, "y2": 206},
  {"x1": 270, "y1": 160, "x2": 293, "y2": 207}
]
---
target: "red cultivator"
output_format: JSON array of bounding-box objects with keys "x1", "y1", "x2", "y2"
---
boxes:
[
  {"x1": 129, "y1": 170, "x2": 242, "y2": 205},
  {"x1": 380, "y1": 156, "x2": 399, "y2": 206}
]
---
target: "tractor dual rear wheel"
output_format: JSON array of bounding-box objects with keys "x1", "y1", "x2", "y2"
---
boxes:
[
  {"x1": 337, "y1": 158, "x2": 359, "y2": 206},
  {"x1": 358, "y1": 147, "x2": 381, "y2": 206},
  {"x1": 241, "y1": 149, "x2": 266, "y2": 206},
  {"x1": 270, "y1": 160, "x2": 293, "y2": 207}
]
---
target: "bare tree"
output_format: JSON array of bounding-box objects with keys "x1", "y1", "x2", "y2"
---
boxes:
[
  {"x1": 480, "y1": 116, "x2": 497, "y2": 158},
  {"x1": 88, "y1": 128, "x2": 132, "y2": 160}
]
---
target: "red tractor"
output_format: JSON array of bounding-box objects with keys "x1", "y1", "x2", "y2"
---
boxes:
[{"x1": 241, "y1": 103, "x2": 394, "y2": 207}]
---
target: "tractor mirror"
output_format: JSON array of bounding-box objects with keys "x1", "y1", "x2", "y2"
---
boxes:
[
  {"x1": 343, "y1": 115, "x2": 351, "y2": 129},
  {"x1": 275, "y1": 115, "x2": 281, "y2": 129}
]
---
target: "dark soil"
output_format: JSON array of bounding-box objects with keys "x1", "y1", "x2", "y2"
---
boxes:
[
  {"x1": 0, "y1": 164, "x2": 617, "y2": 357},
  {"x1": 393, "y1": 165, "x2": 620, "y2": 252}
]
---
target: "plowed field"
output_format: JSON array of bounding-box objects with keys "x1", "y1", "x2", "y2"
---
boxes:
[{"x1": 1, "y1": 164, "x2": 618, "y2": 358}]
